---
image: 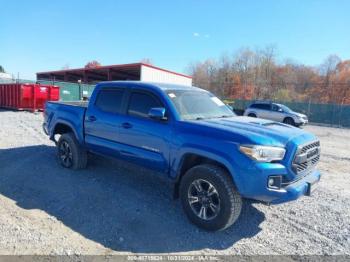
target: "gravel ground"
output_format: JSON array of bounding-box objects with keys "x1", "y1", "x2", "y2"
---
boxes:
[{"x1": 0, "y1": 109, "x2": 349, "y2": 255}]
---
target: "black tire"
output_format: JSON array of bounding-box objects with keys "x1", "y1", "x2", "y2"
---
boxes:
[
  {"x1": 57, "y1": 132, "x2": 87, "y2": 170},
  {"x1": 179, "y1": 164, "x2": 242, "y2": 231},
  {"x1": 248, "y1": 113, "x2": 256, "y2": 117},
  {"x1": 283, "y1": 117, "x2": 296, "y2": 126}
]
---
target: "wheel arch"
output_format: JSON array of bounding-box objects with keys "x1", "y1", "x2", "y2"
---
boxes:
[
  {"x1": 247, "y1": 111, "x2": 257, "y2": 117},
  {"x1": 51, "y1": 121, "x2": 80, "y2": 143},
  {"x1": 173, "y1": 152, "x2": 239, "y2": 199},
  {"x1": 283, "y1": 116, "x2": 295, "y2": 125}
]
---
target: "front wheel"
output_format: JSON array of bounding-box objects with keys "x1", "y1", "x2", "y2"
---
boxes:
[
  {"x1": 57, "y1": 132, "x2": 87, "y2": 170},
  {"x1": 283, "y1": 117, "x2": 296, "y2": 126},
  {"x1": 180, "y1": 164, "x2": 242, "y2": 231}
]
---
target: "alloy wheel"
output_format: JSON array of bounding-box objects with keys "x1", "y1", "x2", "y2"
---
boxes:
[
  {"x1": 187, "y1": 179, "x2": 221, "y2": 220},
  {"x1": 59, "y1": 141, "x2": 73, "y2": 168}
]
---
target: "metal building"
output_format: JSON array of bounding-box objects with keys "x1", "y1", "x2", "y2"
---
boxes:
[
  {"x1": 0, "y1": 72, "x2": 13, "y2": 83},
  {"x1": 36, "y1": 63, "x2": 192, "y2": 86}
]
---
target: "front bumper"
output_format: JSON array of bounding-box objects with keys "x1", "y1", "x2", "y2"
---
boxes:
[
  {"x1": 238, "y1": 163, "x2": 321, "y2": 205},
  {"x1": 269, "y1": 169, "x2": 321, "y2": 204},
  {"x1": 295, "y1": 118, "x2": 308, "y2": 125}
]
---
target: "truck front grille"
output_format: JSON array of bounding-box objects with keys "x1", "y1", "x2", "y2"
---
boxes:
[{"x1": 292, "y1": 140, "x2": 320, "y2": 175}]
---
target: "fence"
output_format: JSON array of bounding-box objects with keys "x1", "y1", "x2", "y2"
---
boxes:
[{"x1": 229, "y1": 99, "x2": 350, "y2": 128}]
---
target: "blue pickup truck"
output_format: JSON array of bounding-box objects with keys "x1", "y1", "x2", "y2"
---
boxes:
[{"x1": 43, "y1": 81, "x2": 321, "y2": 231}]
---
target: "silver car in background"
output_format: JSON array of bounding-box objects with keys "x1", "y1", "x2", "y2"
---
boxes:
[{"x1": 244, "y1": 101, "x2": 308, "y2": 127}]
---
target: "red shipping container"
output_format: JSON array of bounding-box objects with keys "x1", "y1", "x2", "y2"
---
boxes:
[{"x1": 0, "y1": 83, "x2": 59, "y2": 112}]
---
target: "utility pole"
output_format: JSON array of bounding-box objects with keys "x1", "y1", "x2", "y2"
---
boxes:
[{"x1": 78, "y1": 79, "x2": 82, "y2": 100}]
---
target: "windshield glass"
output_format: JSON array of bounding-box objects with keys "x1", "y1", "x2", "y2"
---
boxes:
[
  {"x1": 279, "y1": 104, "x2": 293, "y2": 113},
  {"x1": 166, "y1": 90, "x2": 235, "y2": 120}
]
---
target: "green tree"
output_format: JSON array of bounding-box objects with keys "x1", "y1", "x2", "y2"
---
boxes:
[{"x1": 0, "y1": 65, "x2": 5, "y2": 73}]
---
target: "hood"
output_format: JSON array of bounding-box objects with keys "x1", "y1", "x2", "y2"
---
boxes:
[{"x1": 188, "y1": 116, "x2": 315, "y2": 146}]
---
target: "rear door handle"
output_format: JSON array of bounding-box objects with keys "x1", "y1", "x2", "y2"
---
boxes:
[
  {"x1": 122, "y1": 122, "x2": 133, "y2": 129},
  {"x1": 88, "y1": 115, "x2": 97, "y2": 122}
]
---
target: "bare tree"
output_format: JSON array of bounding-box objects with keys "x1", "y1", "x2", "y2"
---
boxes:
[
  {"x1": 61, "y1": 63, "x2": 70, "y2": 70},
  {"x1": 233, "y1": 48, "x2": 255, "y2": 99},
  {"x1": 319, "y1": 55, "x2": 341, "y2": 103},
  {"x1": 140, "y1": 58, "x2": 154, "y2": 65},
  {"x1": 255, "y1": 45, "x2": 277, "y2": 99},
  {"x1": 85, "y1": 60, "x2": 102, "y2": 69}
]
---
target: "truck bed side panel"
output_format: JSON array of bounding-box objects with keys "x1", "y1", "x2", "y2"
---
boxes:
[{"x1": 45, "y1": 102, "x2": 87, "y2": 144}]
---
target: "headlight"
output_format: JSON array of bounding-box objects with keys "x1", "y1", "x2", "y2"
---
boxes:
[{"x1": 239, "y1": 145, "x2": 286, "y2": 162}]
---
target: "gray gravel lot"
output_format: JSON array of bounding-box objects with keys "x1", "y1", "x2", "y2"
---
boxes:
[{"x1": 0, "y1": 109, "x2": 349, "y2": 255}]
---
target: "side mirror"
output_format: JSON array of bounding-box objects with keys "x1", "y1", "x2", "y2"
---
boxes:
[{"x1": 148, "y1": 107, "x2": 167, "y2": 121}]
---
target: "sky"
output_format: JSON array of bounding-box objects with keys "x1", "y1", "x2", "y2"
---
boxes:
[{"x1": 0, "y1": 0, "x2": 349, "y2": 80}]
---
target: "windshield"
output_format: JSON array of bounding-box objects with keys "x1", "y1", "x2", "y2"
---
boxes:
[
  {"x1": 279, "y1": 104, "x2": 293, "y2": 113},
  {"x1": 166, "y1": 90, "x2": 235, "y2": 120}
]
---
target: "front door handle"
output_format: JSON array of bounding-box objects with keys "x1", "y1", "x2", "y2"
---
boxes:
[
  {"x1": 122, "y1": 122, "x2": 133, "y2": 129},
  {"x1": 88, "y1": 115, "x2": 97, "y2": 122}
]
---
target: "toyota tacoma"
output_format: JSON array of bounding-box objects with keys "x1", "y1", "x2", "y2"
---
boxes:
[{"x1": 43, "y1": 81, "x2": 321, "y2": 231}]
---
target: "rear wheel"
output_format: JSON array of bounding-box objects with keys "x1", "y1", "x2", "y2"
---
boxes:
[
  {"x1": 180, "y1": 164, "x2": 242, "y2": 231},
  {"x1": 57, "y1": 133, "x2": 87, "y2": 170},
  {"x1": 283, "y1": 117, "x2": 295, "y2": 126},
  {"x1": 248, "y1": 113, "x2": 256, "y2": 117}
]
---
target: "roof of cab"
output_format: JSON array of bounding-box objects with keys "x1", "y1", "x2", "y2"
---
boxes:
[{"x1": 96, "y1": 81, "x2": 201, "y2": 92}]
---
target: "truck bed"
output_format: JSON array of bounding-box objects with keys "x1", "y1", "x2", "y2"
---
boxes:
[{"x1": 44, "y1": 101, "x2": 88, "y2": 143}]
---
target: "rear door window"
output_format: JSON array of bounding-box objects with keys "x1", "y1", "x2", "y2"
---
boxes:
[
  {"x1": 259, "y1": 104, "x2": 271, "y2": 110},
  {"x1": 95, "y1": 89, "x2": 124, "y2": 114}
]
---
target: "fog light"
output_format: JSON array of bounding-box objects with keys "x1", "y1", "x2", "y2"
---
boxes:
[{"x1": 267, "y1": 176, "x2": 282, "y2": 189}]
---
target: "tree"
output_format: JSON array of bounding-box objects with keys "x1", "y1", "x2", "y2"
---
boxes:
[
  {"x1": 318, "y1": 55, "x2": 341, "y2": 103},
  {"x1": 188, "y1": 45, "x2": 350, "y2": 104},
  {"x1": 84, "y1": 60, "x2": 101, "y2": 69},
  {"x1": 140, "y1": 58, "x2": 153, "y2": 65},
  {"x1": 0, "y1": 65, "x2": 5, "y2": 73},
  {"x1": 334, "y1": 60, "x2": 350, "y2": 104},
  {"x1": 188, "y1": 59, "x2": 219, "y2": 95},
  {"x1": 320, "y1": 55, "x2": 340, "y2": 77},
  {"x1": 61, "y1": 63, "x2": 70, "y2": 70},
  {"x1": 232, "y1": 48, "x2": 255, "y2": 99},
  {"x1": 255, "y1": 45, "x2": 277, "y2": 99}
]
